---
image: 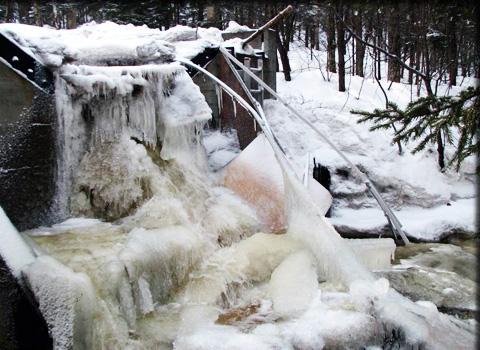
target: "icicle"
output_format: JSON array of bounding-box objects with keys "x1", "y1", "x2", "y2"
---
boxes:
[
  {"x1": 216, "y1": 84, "x2": 223, "y2": 114},
  {"x1": 232, "y1": 96, "x2": 237, "y2": 118}
]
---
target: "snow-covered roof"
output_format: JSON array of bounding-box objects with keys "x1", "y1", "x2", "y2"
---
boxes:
[{"x1": 0, "y1": 21, "x2": 224, "y2": 68}]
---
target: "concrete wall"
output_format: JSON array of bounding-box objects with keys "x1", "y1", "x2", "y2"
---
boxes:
[{"x1": 0, "y1": 61, "x2": 57, "y2": 231}]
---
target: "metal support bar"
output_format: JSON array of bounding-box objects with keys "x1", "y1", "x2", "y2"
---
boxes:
[
  {"x1": 220, "y1": 46, "x2": 410, "y2": 245},
  {"x1": 220, "y1": 50, "x2": 287, "y2": 156},
  {"x1": 177, "y1": 57, "x2": 293, "y2": 177}
]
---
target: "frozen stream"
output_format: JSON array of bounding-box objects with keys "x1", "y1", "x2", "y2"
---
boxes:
[
  {"x1": 0, "y1": 21, "x2": 476, "y2": 350},
  {"x1": 18, "y1": 138, "x2": 476, "y2": 350}
]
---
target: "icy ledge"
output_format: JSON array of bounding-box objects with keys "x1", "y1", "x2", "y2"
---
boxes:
[{"x1": 330, "y1": 198, "x2": 476, "y2": 242}]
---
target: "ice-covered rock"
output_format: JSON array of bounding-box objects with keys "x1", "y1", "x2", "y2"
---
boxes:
[
  {"x1": 269, "y1": 250, "x2": 318, "y2": 317},
  {"x1": 70, "y1": 137, "x2": 155, "y2": 221},
  {"x1": 120, "y1": 226, "x2": 203, "y2": 309},
  {"x1": 23, "y1": 255, "x2": 96, "y2": 350}
]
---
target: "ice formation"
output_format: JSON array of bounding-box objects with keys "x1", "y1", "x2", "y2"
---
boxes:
[
  {"x1": 54, "y1": 62, "x2": 211, "y2": 217},
  {"x1": 0, "y1": 22, "x2": 475, "y2": 350}
]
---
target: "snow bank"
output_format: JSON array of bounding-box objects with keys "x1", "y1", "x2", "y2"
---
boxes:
[
  {"x1": 331, "y1": 198, "x2": 476, "y2": 241},
  {"x1": 265, "y1": 40, "x2": 477, "y2": 241}
]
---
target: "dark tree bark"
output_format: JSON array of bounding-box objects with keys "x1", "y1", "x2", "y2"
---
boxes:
[
  {"x1": 408, "y1": 43, "x2": 416, "y2": 84},
  {"x1": 276, "y1": 30, "x2": 291, "y2": 81},
  {"x1": 354, "y1": 11, "x2": 365, "y2": 77},
  {"x1": 326, "y1": 7, "x2": 336, "y2": 73},
  {"x1": 437, "y1": 131, "x2": 445, "y2": 170},
  {"x1": 5, "y1": 0, "x2": 15, "y2": 22},
  {"x1": 375, "y1": 13, "x2": 382, "y2": 80},
  {"x1": 305, "y1": 24, "x2": 309, "y2": 48},
  {"x1": 336, "y1": 6, "x2": 346, "y2": 92},
  {"x1": 387, "y1": 8, "x2": 401, "y2": 82}
]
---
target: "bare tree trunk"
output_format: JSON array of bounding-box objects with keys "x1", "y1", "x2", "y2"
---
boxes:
[
  {"x1": 375, "y1": 18, "x2": 382, "y2": 80},
  {"x1": 436, "y1": 131, "x2": 445, "y2": 170},
  {"x1": 326, "y1": 7, "x2": 336, "y2": 73},
  {"x1": 387, "y1": 8, "x2": 401, "y2": 82},
  {"x1": 276, "y1": 30, "x2": 291, "y2": 81},
  {"x1": 408, "y1": 43, "x2": 415, "y2": 84},
  {"x1": 5, "y1": 0, "x2": 15, "y2": 22},
  {"x1": 446, "y1": 11, "x2": 457, "y2": 85},
  {"x1": 336, "y1": 6, "x2": 346, "y2": 92},
  {"x1": 33, "y1": 1, "x2": 42, "y2": 26},
  {"x1": 354, "y1": 12, "x2": 365, "y2": 77},
  {"x1": 66, "y1": 8, "x2": 77, "y2": 29},
  {"x1": 305, "y1": 25, "x2": 309, "y2": 48}
]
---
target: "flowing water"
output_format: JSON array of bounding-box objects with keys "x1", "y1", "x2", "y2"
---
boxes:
[{"x1": 9, "y1": 60, "x2": 475, "y2": 349}]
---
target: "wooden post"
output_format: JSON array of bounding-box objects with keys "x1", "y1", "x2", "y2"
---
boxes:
[{"x1": 244, "y1": 57, "x2": 251, "y2": 91}]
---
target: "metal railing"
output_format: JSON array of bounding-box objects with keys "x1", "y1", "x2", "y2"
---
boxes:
[{"x1": 218, "y1": 46, "x2": 410, "y2": 245}]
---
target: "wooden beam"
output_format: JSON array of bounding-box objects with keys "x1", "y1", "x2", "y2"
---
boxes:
[{"x1": 241, "y1": 5, "x2": 294, "y2": 48}]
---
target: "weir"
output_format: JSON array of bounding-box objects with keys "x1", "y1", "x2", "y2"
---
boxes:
[{"x1": 0, "y1": 18, "x2": 475, "y2": 350}]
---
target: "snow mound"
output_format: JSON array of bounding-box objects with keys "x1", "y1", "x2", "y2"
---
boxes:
[{"x1": 223, "y1": 21, "x2": 251, "y2": 33}]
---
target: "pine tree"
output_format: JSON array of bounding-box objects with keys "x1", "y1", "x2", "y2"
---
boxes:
[{"x1": 351, "y1": 86, "x2": 480, "y2": 172}]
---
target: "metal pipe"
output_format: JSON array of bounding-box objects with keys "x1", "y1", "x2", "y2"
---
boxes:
[{"x1": 177, "y1": 57, "x2": 293, "y2": 178}]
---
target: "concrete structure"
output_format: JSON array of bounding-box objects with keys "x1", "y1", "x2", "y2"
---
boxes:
[
  {"x1": 0, "y1": 35, "x2": 55, "y2": 350},
  {"x1": 0, "y1": 65, "x2": 57, "y2": 230},
  {"x1": 0, "y1": 34, "x2": 56, "y2": 231}
]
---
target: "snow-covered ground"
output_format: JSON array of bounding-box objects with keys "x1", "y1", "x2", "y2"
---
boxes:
[{"x1": 263, "y1": 41, "x2": 477, "y2": 242}]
